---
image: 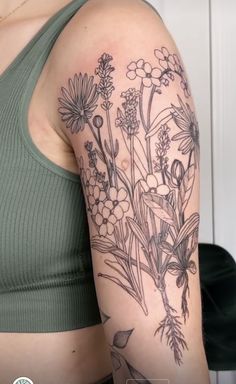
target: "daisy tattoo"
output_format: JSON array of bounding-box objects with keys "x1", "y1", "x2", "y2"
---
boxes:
[{"x1": 58, "y1": 47, "x2": 200, "y2": 366}]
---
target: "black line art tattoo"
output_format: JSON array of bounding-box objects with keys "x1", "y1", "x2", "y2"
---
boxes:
[
  {"x1": 58, "y1": 46, "x2": 200, "y2": 365},
  {"x1": 110, "y1": 328, "x2": 151, "y2": 383},
  {"x1": 100, "y1": 309, "x2": 111, "y2": 325},
  {"x1": 101, "y1": 312, "x2": 150, "y2": 383}
]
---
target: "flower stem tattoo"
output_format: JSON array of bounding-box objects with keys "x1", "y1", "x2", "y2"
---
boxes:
[{"x1": 58, "y1": 46, "x2": 200, "y2": 366}]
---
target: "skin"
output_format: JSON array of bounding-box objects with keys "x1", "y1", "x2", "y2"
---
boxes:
[{"x1": 0, "y1": 0, "x2": 210, "y2": 383}]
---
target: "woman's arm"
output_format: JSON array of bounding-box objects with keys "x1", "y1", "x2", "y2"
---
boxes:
[{"x1": 54, "y1": 0, "x2": 210, "y2": 382}]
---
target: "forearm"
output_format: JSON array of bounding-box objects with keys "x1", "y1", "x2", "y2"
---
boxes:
[
  {"x1": 110, "y1": 337, "x2": 210, "y2": 384},
  {"x1": 100, "y1": 281, "x2": 210, "y2": 384}
]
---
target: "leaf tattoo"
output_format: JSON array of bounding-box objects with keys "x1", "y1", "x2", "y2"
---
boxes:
[
  {"x1": 58, "y1": 47, "x2": 200, "y2": 365},
  {"x1": 100, "y1": 310, "x2": 111, "y2": 325},
  {"x1": 113, "y1": 329, "x2": 134, "y2": 349},
  {"x1": 110, "y1": 327, "x2": 151, "y2": 382}
]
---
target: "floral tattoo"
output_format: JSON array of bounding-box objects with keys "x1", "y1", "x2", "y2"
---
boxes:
[{"x1": 58, "y1": 46, "x2": 200, "y2": 366}]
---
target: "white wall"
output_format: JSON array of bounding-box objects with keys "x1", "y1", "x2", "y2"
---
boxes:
[
  {"x1": 147, "y1": 1, "x2": 236, "y2": 383},
  {"x1": 211, "y1": 0, "x2": 236, "y2": 260}
]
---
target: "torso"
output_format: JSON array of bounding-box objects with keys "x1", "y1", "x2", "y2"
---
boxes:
[{"x1": 0, "y1": 1, "x2": 112, "y2": 382}]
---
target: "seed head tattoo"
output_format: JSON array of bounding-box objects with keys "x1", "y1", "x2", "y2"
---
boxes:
[{"x1": 58, "y1": 46, "x2": 200, "y2": 366}]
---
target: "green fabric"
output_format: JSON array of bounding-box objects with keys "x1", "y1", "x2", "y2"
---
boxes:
[
  {"x1": 199, "y1": 243, "x2": 236, "y2": 370},
  {"x1": 0, "y1": 0, "x2": 101, "y2": 332}
]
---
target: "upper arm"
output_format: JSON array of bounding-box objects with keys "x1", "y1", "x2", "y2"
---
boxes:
[{"x1": 53, "y1": 0, "x2": 208, "y2": 381}]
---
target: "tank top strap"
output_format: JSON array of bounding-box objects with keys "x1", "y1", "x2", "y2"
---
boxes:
[
  {"x1": 0, "y1": 0, "x2": 89, "y2": 83},
  {"x1": 25, "y1": 0, "x2": 89, "y2": 62}
]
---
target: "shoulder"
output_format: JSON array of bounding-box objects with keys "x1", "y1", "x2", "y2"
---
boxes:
[
  {"x1": 50, "y1": 0, "x2": 170, "y2": 73},
  {"x1": 48, "y1": 0, "x2": 183, "y2": 135}
]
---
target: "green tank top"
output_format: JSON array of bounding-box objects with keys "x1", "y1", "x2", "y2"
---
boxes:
[{"x1": 0, "y1": 0, "x2": 101, "y2": 332}]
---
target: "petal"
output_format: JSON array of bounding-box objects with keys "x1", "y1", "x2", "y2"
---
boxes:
[
  {"x1": 117, "y1": 187, "x2": 127, "y2": 202},
  {"x1": 156, "y1": 184, "x2": 170, "y2": 196},
  {"x1": 152, "y1": 78, "x2": 161, "y2": 87},
  {"x1": 103, "y1": 207, "x2": 110, "y2": 219},
  {"x1": 143, "y1": 77, "x2": 152, "y2": 87},
  {"x1": 151, "y1": 67, "x2": 162, "y2": 78},
  {"x1": 127, "y1": 70, "x2": 136, "y2": 80},
  {"x1": 120, "y1": 201, "x2": 129, "y2": 213},
  {"x1": 92, "y1": 205, "x2": 98, "y2": 216},
  {"x1": 88, "y1": 185, "x2": 94, "y2": 195},
  {"x1": 93, "y1": 185, "x2": 100, "y2": 199},
  {"x1": 105, "y1": 200, "x2": 113, "y2": 210},
  {"x1": 98, "y1": 201, "x2": 104, "y2": 213},
  {"x1": 154, "y1": 49, "x2": 164, "y2": 60},
  {"x1": 95, "y1": 213, "x2": 103, "y2": 226},
  {"x1": 167, "y1": 262, "x2": 182, "y2": 275},
  {"x1": 146, "y1": 174, "x2": 158, "y2": 188},
  {"x1": 136, "y1": 59, "x2": 144, "y2": 68},
  {"x1": 136, "y1": 68, "x2": 146, "y2": 78},
  {"x1": 107, "y1": 223, "x2": 115, "y2": 235},
  {"x1": 88, "y1": 196, "x2": 96, "y2": 205},
  {"x1": 100, "y1": 224, "x2": 107, "y2": 237},
  {"x1": 172, "y1": 132, "x2": 190, "y2": 141},
  {"x1": 174, "y1": 53, "x2": 181, "y2": 65},
  {"x1": 86, "y1": 169, "x2": 91, "y2": 180},
  {"x1": 188, "y1": 260, "x2": 197, "y2": 274},
  {"x1": 162, "y1": 47, "x2": 170, "y2": 57},
  {"x1": 89, "y1": 177, "x2": 96, "y2": 186},
  {"x1": 169, "y1": 54, "x2": 175, "y2": 65},
  {"x1": 114, "y1": 205, "x2": 124, "y2": 220},
  {"x1": 179, "y1": 138, "x2": 192, "y2": 152},
  {"x1": 176, "y1": 272, "x2": 186, "y2": 288},
  {"x1": 99, "y1": 191, "x2": 106, "y2": 201},
  {"x1": 109, "y1": 214, "x2": 117, "y2": 225},
  {"x1": 159, "y1": 59, "x2": 169, "y2": 70},
  {"x1": 144, "y1": 62, "x2": 152, "y2": 74},
  {"x1": 168, "y1": 61, "x2": 176, "y2": 71},
  {"x1": 109, "y1": 187, "x2": 117, "y2": 200},
  {"x1": 128, "y1": 61, "x2": 137, "y2": 70}
]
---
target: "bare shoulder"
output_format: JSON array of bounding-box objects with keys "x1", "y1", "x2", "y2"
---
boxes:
[{"x1": 50, "y1": 0, "x2": 172, "y2": 75}]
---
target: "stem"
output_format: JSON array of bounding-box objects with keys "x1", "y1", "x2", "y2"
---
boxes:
[
  {"x1": 119, "y1": 220, "x2": 127, "y2": 253},
  {"x1": 128, "y1": 232, "x2": 140, "y2": 294},
  {"x1": 130, "y1": 135, "x2": 135, "y2": 197},
  {"x1": 106, "y1": 107, "x2": 118, "y2": 187},
  {"x1": 135, "y1": 236, "x2": 146, "y2": 308},
  {"x1": 97, "y1": 126, "x2": 112, "y2": 180},
  {"x1": 160, "y1": 157, "x2": 166, "y2": 184},
  {"x1": 105, "y1": 104, "x2": 128, "y2": 254},
  {"x1": 87, "y1": 119, "x2": 112, "y2": 185},
  {"x1": 147, "y1": 85, "x2": 155, "y2": 130},
  {"x1": 146, "y1": 85, "x2": 156, "y2": 173},
  {"x1": 87, "y1": 119, "x2": 99, "y2": 144},
  {"x1": 159, "y1": 282, "x2": 172, "y2": 318},
  {"x1": 146, "y1": 137, "x2": 153, "y2": 173},
  {"x1": 188, "y1": 149, "x2": 193, "y2": 168},
  {"x1": 162, "y1": 170, "x2": 166, "y2": 184},
  {"x1": 139, "y1": 83, "x2": 147, "y2": 132}
]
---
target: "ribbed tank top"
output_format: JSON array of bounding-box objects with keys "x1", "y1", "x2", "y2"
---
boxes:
[{"x1": 0, "y1": 0, "x2": 101, "y2": 332}]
